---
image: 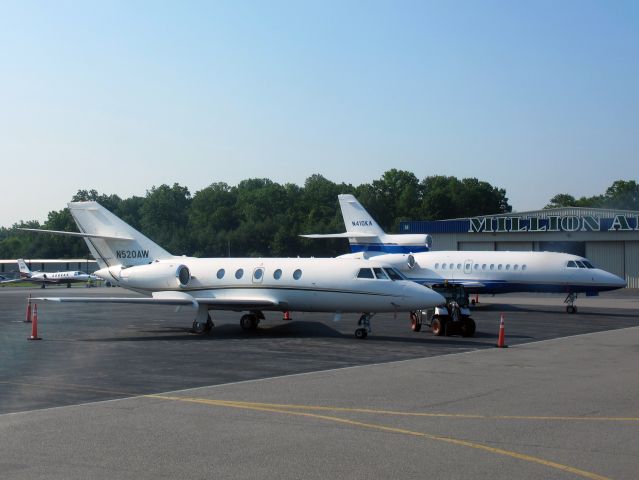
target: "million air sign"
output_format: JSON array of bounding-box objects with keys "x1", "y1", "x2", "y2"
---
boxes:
[{"x1": 468, "y1": 214, "x2": 639, "y2": 233}]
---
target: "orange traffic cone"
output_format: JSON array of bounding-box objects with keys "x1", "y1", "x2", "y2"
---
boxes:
[
  {"x1": 283, "y1": 310, "x2": 291, "y2": 321},
  {"x1": 496, "y1": 313, "x2": 507, "y2": 348},
  {"x1": 25, "y1": 294, "x2": 32, "y2": 323},
  {"x1": 28, "y1": 304, "x2": 42, "y2": 340}
]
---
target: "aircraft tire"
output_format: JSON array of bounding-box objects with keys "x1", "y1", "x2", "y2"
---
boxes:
[
  {"x1": 204, "y1": 314, "x2": 214, "y2": 332},
  {"x1": 410, "y1": 312, "x2": 422, "y2": 332},
  {"x1": 432, "y1": 318, "x2": 445, "y2": 336},
  {"x1": 461, "y1": 318, "x2": 476, "y2": 337},
  {"x1": 355, "y1": 328, "x2": 368, "y2": 339},
  {"x1": 240, "y1": 314, "x2": 259, "y2": 330},
  {"x1": 191, "y1": 321, "x2": 205, "y2": 334},
  {"x1": 566, "y1": 305, "x2": 577, "y2": 314},
  {"x1": 240, "y1": 314, "x2": 252, "y2": 330}
]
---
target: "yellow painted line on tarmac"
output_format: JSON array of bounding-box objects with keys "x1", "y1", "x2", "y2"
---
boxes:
[
  {"x1": 147, "y1": 394, "x2": 613, "y2": 480},
  {"x1": 151, "y1": 397, "x2": 639, "y2": 423}
]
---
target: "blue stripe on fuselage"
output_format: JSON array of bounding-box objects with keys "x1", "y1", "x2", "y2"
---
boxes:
[
  {"x1": 407, "y1": 277, "x2": 614, "y2": 295},
  {"x1": 351, "y1": 244, "x2": 429, "y2": 254}
]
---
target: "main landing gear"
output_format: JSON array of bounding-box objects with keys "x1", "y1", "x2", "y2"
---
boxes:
[
  {"x1": 191, "y1": 313, "x2": 214, "y2": 334},
  {"x1": 564, "y1": 293, "x2": 578, "y2": 314},
  {"x1": 240, "y1": 311, "x2": 264, "y2": 330},
  {"x1": 355, "y1": 313, "x2": 373, "y2": 339}
]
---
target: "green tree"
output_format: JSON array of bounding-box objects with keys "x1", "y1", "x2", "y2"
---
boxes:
[
  {"x1": 141, "y1": 183, "x2": 191, "y2": 254},
  {"x1": 189, "y1": 182, "x2": 238, "y2": 256},
  {"x1": 601, "y1": 180, "x2": 639, "y2": 210},
  {"x1": 420, "y1": 176, "x2": 510, "y2": 220}
]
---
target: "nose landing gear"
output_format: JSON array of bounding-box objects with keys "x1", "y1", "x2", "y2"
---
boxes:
[
  {"x1": 564, "y1": 293, "x2": 578, "y2": 314},
  {"x1": 355, "y1": 313, "x2": 373, "y2": 339}
]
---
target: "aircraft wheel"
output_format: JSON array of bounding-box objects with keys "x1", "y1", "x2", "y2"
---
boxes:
[
  {"x1": 566, "y1": 305, "x2": 577, "y2": 314},
  {"x1": 432, "y1": 318, "x2": 445, "y2": 336},
  {"x1": 191, "y1": 320, "x2": 205, "y2": 334},
  {"x1": 355, "y1": 328, "x2": 368, "y2": 339},
  {"x1": 461, "y1": 318, "x2": 476, "y2": 337},
  {"x1": 240, "y1": 314, "x2": 259, "y2": 330},
  {"x1": 204, "y1": 314, "x2": 214, "y2": 332},
  {"x1": 240, "y1": 314, "x2": 252, "y2": 330},
  {"x1": 410, "y1": 312, "x2": 422, "y2": 332}
]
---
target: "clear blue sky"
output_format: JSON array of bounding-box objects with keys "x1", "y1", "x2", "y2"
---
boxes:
[{"x1": 1, "y1": 0, "x2": 637, "y2": 227}]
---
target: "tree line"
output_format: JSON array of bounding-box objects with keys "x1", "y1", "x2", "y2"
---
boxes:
[{"x1": 1, "y1": 171, "x2": 636, "y2": 260}]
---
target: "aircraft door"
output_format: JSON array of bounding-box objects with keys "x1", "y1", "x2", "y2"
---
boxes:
[{"x1": 464, "y1": 259, "x2": 473, "y2": 275}]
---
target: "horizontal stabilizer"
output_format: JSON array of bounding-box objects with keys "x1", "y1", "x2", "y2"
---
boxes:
[
  {"x1": 301, "y1": 232, "x2": 377, "y2": 239},
  {"x1": 20, "y1": 228, "x2": 134, "y2": 241}
]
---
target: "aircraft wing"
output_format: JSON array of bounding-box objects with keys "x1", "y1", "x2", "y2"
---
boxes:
[
  {"x1": 33, "y1": 291, "x2": 282, "y2": 309},
  {"x1": 0, "y1": 277, "x2": 58, "y2": 284},
  {"x1": 0, "y1": 278, "x2": 27, "y2": 285},
  {"x1": 300, "y1": 232, "x2": 377, "y2": 239}
]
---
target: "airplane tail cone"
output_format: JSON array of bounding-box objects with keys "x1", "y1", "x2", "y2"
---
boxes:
[
  {"x1": 28, "y1": 304, "x2": 42, "y2": 341},
  {"x1": 25, "y1": 294, "x2": 32, "y2": 323},
  {"x1": 496, "y1": 313, "x2": 507, "y2": 348}
]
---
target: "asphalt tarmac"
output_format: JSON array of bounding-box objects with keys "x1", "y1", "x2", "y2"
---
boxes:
[{"x1": 1, "y1": 286, "x2": 638, "y2": 479}]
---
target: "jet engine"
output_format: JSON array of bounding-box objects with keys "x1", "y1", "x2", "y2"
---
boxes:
[
  {"x1": 114, "y1": 262, "x2": 191, "y2": 290},
  {"x1": 369, "y1": 253, "x2": 416, "y2": 271}
]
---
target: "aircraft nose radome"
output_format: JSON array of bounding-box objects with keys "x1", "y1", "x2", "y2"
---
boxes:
[
  {"x1": 422, "y1": 287, "x2": 445, "y2": 306},
  {"x1": 612, "y1": 274, "x2": 627, "y2": 288},
  {"x1": 599, "y1": 270, "x2": 626, "y2": 289}
]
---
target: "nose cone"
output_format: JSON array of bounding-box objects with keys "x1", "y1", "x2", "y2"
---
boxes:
[
  {"x1": 404, "y1": 282, "x2": 445, "y2": 309},
  {"x1": 598, "y1": 270, "x2": 626, "y2": 291},
  {"x1": 608, "y1": 272, "x2": 627, "y2": 289}
]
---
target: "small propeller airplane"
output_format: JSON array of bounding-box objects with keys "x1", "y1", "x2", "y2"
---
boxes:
[{"x1": 22, "y1": 202, "x2": 444, "y2": 338}]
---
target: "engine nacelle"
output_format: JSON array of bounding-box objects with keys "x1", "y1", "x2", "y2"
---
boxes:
[
  {"x1": 112, "y1": 262, "x2": 191, "y2": 290},
  {"x1": 369, "y1": 253, "x2": 416, "y2": 271},
  {"x1": 392, "y1": 233, "x2": 432, "y2": 250}
]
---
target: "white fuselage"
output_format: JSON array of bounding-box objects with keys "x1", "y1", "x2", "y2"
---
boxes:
[
  {"x1": 97, "y1": 257, "x2": 445, "y2": 313},
  {"x1": 22, "y1": 270, "x2": 95, "y2": 284},
  {"x1": 369, "y1": 251, "x2": 626, "y2": 294}
]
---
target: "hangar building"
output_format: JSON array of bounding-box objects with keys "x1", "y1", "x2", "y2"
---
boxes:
[{"x1": 401, "y1": 207, "x2": 639, "y2": 288}]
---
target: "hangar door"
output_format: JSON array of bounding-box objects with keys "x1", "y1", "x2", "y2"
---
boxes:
[
  {"x1": 495, "y1": 242, "x2": 534, "y2": 251},
  {"x1": 458, "y1": 242, "x2": 494, "y2": 251},
  {"x1": 624, "y1": 242, "x2": 639, "y2": 289},
  {"x1": 586, "y1": 242, "x2": 624, "y2": 278}
]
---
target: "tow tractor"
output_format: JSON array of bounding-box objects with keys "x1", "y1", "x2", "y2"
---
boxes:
[{"x1": 410, "y1": 283, "x2": 476, "y2": 337}]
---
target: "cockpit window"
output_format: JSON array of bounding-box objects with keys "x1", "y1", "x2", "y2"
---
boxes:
[
  {"x1": 582, "y1": 260, "x2": 595, "y2": 269},
  {"x1": 373, "y1": 268, "x2": 389, "y2": 280},
  {"x1": 567, "y1": 260, "x2": 577, "y2": 268},
  {"x1": 384, "y1": 268, "x2": 404, "y2": 281},
  {"x1": 576, "y1": 261, "x2": 586, "y2": 268},
  {"x1": 357, "y1": 268, "x2": 374, "y2": 279}
]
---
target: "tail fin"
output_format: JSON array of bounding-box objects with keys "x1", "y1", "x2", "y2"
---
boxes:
[
  {"x1": 17, "y1": 259, "x2": 32, "y2": 277},
  {"x1": 301, "y1": 194, "x2": 431, "y2": 254},
  {"x1": 67, "y1": 202, "x2": 172, "y2": 268},
  {"x1": 338, "y1": 194, "x2": 387, "y2": 238}
]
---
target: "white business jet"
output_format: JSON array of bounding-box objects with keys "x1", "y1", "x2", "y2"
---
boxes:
[
  {"x1": 302, "y1": 194, "x2": 626, "y2": 314},
  {"x1": 23, "y1": 202, "x2": 444, "y2": 338},
  {"x1": 0, "y1": 259, "x2": 98, "y2": 288}
]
